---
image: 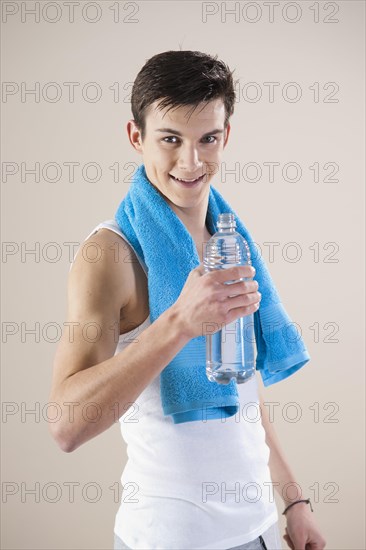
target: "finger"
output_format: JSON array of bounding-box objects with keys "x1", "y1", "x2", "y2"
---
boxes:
[
  {"x1": 208, "y1": 265, "x2": 255, "y2": 284},
  {"x1": 284, "y1": 528, "x2": 295, "y2": 550},
  {"x1": 222, "y1": 301, "x2": 260, "y2": 325},
  {"x1": 224, "y1": 279, "x2": 259, "y2": 296},
  {"x1": 224, "y1": 289, "x2": 261, "y2": 309},
  {"x1": 283, "y1": 532, "x2": 295, "y2": 550},
  {"x1": 290, "y1": 536, "x2": 306, "y2": 550},
  {"x1": 283, "y1": 534, "x2": 294, "y2": 550}
]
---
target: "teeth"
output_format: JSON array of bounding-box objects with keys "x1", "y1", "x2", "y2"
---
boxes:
[{"x1": 174, "y1": 176, "x2": 201, "y2": 182}]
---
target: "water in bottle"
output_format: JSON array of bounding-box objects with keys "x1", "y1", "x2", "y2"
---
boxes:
[{"x1": 203, "y1": 213, "x2": 256, "y2": 385}]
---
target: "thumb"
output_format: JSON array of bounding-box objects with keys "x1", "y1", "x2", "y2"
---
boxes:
[{"x1": 283, "y1": 528, "x2": 295, "y2": 550}]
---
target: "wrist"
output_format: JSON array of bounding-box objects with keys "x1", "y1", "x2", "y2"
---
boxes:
[
  {"x1": 165, "y1": 304, "x2": 192, "y2": 344},
  {"x1": 282, "y1": 498, "x2": 314, "y2": 516}
]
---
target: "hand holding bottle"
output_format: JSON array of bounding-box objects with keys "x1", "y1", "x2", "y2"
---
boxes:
[{"x1": 171, "y1": 264, "x2": 261, "y2": 341}]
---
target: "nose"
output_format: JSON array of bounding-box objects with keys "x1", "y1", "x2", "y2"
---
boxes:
[{"x1": 177, "y1": 144, "x2": 202, "y2": 173}]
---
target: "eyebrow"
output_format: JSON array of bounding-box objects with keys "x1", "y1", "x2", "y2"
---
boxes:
[{"x1": 155, "y1": 128, "x2": 224, "y2": 137}]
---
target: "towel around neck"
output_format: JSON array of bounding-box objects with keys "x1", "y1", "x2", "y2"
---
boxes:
[{"x1": 114, "y1": 164, "x2": 310, "y2": 424}]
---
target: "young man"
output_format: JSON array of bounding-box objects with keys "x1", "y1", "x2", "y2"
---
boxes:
[{"x1": 49, "y1": 51, "x2": 326, "y2": 550}]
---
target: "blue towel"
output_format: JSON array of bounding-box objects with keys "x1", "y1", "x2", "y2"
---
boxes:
[{"x1": 115, "y1": 164, "x2": 310, "y2": 424}]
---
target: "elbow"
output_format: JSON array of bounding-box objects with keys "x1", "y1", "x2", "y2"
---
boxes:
[
  {"x1": 48, "y1": 422, "x2": 78, "y2": 453},
  {"x1": 57, "y1": 436, "x2": 77, "y2": 454}
]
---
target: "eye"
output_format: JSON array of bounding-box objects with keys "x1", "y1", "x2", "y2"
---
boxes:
[
  {"x1": 162, "y1": 136, "x2": 179, "y2": 144},
  {"x1": 202, "y1": 136, "x2": 217, "y2": 144},
  {"x1": 161, "y1": 135, "x2": 218, "y2": 144}
]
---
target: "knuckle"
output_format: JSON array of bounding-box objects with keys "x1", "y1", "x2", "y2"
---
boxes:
[
  {"x1": 241, "y1": 281, "x2": 250, "y2": 293},
  {"x1": 232, "y1": 266, "x2": 241, "y2": 280},
  {"x1": 207, "y1": 272, "x2": 217, "y2": 285},
  {"x1": 242, "y1": 294, "x2": 251, "y2": 306},
  {"x1": 202, "y1": 273, "x2": 212, "y2": 287}
]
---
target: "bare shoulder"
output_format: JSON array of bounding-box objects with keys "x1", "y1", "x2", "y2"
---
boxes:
[
  {"x1": 69, "y1": 227, "x2": 136, "y2": 311},
  {"x1": 49, "y1": 227, "x2": 140, "y2": 387}
]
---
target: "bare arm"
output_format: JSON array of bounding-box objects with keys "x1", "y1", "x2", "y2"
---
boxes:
[
  {"x1": 258, "y1": 387, "x2": 300, "y2": 506},
  {"x1": 48, "y1": 227, "x2": 260, "y2": 454},
  {"x1": 48, "y1": 231, "x2": 190, "y2": 453},
  {"x1": 258, "y1": 386, "x2": 327, "y2": 549},
  {"x1": 50, "y1": 307, "x2": 187, "y2": 453}
]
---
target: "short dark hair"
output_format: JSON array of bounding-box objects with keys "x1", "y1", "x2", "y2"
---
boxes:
[{"x1": 131, "y1": 50, "x2": 237, "y2": 141}]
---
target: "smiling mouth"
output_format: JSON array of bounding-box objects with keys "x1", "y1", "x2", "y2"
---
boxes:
[{"x1": 169, "y1": 174, "x2": 206, "y2": 185}]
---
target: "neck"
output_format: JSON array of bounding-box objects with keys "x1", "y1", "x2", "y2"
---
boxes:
[{"x1": 167, "y1": 198, "x2": 211, "y2": 240}]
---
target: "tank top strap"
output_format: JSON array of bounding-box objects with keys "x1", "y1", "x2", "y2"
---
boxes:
[{"x1": 69, "y1": 219, "x2": 148, "y2": 276}]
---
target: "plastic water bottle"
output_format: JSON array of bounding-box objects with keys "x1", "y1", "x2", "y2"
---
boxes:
[{"x1": 203, "y1": 213, "x2": 256, "y2": 385}]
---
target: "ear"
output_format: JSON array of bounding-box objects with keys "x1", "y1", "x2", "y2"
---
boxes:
[
  {"x1": 126, "y1": 120, "x2": 143, "y2": 154},
  {"x1": 223, "y1": 123, "x2": 231, "y2": 148}
]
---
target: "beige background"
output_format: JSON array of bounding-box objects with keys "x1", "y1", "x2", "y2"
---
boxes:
[{"x1": 1, "y1": 1, "x2": 365, "y2": 548}]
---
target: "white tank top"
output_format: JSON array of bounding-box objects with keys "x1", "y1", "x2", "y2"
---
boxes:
[{"x1": 73, "y1": 219, "x2": 279, "y2": 550}]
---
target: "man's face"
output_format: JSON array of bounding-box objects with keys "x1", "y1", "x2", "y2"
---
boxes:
[{"x1": 129, "y1": 98, "x2": 230, "y2": 209}]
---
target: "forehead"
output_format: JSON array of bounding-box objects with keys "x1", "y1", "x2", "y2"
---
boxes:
[{"x1": 145, "y1": 98, "x2": 225, "y2": 128}]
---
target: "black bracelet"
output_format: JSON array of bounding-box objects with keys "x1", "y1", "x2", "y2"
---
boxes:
[{"x1": 282, "y1": 498, "x2": 314, "y2": 515}]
